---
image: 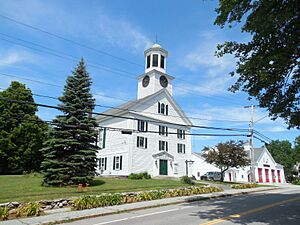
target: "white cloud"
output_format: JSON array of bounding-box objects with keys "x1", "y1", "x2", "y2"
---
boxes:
[
  {"x1": 0, "y1": 0, "x2": 151, "y2": 54},
  {"x1": 266, "y1": 126, "x2": 287, "y2": 133},
  {"x1": 0, "y1": 49, "x2": 36, "y2": 67},
  {"x1": 182, "y1": 30, "x2": 236, "y2": 77},
  {"x1": 94, "y1": 91, "x2": 126, "y2": 106},
  {"x1": 174, "y1": 76, "x2": 236, "y2": 97},
  {"x1": 94, "y1": 15, "x2": 152, "y2": 53}
]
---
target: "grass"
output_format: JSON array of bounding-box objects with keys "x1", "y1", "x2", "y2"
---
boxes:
[
  {"x1": 0, "y1": 174, "x2": 204, "y2": 203},
  {"x1": 202, "y1": 180, "x2": 241, "y2": 185}
]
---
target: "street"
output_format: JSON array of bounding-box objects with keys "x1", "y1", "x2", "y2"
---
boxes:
[{"x1": 64, "y1": 186, "x2": 300, "y2": 225}]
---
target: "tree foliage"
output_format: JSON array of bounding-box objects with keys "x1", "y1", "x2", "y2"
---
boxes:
[
  {"x1": 0, "y1": 81, "x2": 48, "y2": 174},
  {"x1": 202, "y1": 140, "x2": 250, "y2": 181},
  {"x1": 214, "y1": 0, "x2": 300, "y2": 128},
  {"x1": 41, "y1": 59, "x2": 99, "y2": 186},
  {"x1": 267, "y1": 137, "x2": 298, "y2": 181}
]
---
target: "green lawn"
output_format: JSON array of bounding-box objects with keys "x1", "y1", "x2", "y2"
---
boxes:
[{"x1": 0, "y1": 175, "x2": 204, "y2": 203}]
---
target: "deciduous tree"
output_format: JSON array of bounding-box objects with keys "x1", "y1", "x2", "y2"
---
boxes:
[
  {"x1": 203, "y1": 140, "x2": 250, "y2": 182},
  {"x1": 0, "y1": 81, "x2": 48, "y2": 174},
  {"x1": 214, "y1": 0, "x2": 300, "y2": 128}
]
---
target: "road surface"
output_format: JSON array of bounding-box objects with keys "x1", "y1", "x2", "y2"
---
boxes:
[{"x1": 64, "y1": 186, "x2": 300, "y2": 225}]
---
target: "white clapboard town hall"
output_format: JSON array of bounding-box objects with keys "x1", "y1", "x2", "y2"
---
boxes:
[{"x1": 96, "y1": 44, "x2": 193, "y2": 177}]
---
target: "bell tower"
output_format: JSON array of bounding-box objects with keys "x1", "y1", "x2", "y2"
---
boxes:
[{"x1": 137, "y1": 43, "x2": 174, "y2": 99}]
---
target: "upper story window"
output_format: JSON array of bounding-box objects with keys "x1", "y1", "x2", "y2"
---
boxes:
[
  {"x1": 177, "y1": 129, "x2": 186, "y2": 139},
  {"x1": 98, "y1": 128, "x2": 106, "y2": 149},
  {"x1": 160, "y1": 55, "x2": 165, "y2": 69},
  {"x1": 137, "y1": 136, "x2": 148, "y2": 148},
  {"x1": 113, "y1": 156, "x2": 122, "y2": 170},
  {"x1": 159, "y1": 125, "x2": 168, "y2": 136},
  {"x1": 152, "y1": 54, "x2": 158, "y2": 67},
  {"x1": 146, "y1": 55, "x2": 151, "y2": 68},
  {"x1": 138, "y1": 120, "x2": 148, "y2": 132},
  {"x1": 158, "y1": 102, "x2": 168, "y2": 115},
  {"x1": 159, "y1": 140, "x2": 168, "y2": 151},
  {"x1": 177, "y1": 143, "x2": 186, "y2": 154}
]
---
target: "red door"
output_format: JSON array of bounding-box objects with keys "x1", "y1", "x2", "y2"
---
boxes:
[
  {"x1": 265, "y1": 169, "x2": 269, "y2": 183},
  {"x1": 271, "y1": 170, "x2": 276, "y2": 183},
  {"x1": 258, "y1": 168, "x2": 263, "y2": 183},
  {"x1": 277, "y1": 170, "x2": 281, "y2": 183}
]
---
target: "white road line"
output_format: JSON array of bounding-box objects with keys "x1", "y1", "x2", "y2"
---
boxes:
[{"x1": 93, "y1": 206, "x2": 194, "y2": 225}]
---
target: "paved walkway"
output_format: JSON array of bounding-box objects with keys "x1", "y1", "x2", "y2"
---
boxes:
[{"x1": 0, "y1": 186, "x2": 280, "y2": 225}]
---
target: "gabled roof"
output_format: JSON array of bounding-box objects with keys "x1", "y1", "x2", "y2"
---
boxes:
[
  {"x1": 96, "y1": 89, "x2": 193, "y2": 126},
  {"x1": 192, "y1": 152, "x2": 205, "y2": 160},
  {"x1": 253, "y1": 146, "x2": 279, "y2": 166}
]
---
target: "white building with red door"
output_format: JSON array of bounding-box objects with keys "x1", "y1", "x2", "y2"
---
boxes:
[
  {"x1": 224, "y1": 144, "x2": 286, "y2": 183},
  {"x1": 192, "y1": 144, "x2": 286, "y2": 184}
]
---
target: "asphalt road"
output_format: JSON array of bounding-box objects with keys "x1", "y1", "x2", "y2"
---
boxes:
[{"x1": 64, "y1": 186, "x2": 300, "y2": 225}]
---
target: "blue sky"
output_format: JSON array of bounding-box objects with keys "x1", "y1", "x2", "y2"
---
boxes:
[{"x1": 0, "y1": 0, "x2": 298, "y2": 151}]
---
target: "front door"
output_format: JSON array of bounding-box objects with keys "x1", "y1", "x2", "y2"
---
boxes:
[
  {"x1": 271, "y1": 170, "x2": 276, "y2": 183},
  {"x1": 159, "y1": 160, "x2": 168, "y2": 175},
  {"x1": 265, "y1": 169, "x2": 269, "y2": 183},
  {"x1": 258, "y1": 168, "x2": 263, "y2": 183},
  {"x1": 277, "y1": 170, "x2": 281, "y2": 183}
]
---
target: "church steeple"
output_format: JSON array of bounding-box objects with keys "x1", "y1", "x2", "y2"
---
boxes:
[
  {"x1": 144, "y1": 43, "x2": 168, "y2": 74},
  {"x1": 137, "y1": 44, "x2": 174, "y2": 100}
]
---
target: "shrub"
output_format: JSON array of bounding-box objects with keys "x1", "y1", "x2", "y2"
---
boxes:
[
  {"x1": 16, "y1": 202, "x2": 42, "y2": 217},
  {"x1": 292, "y1": 180, "x2": 300, "y2": 185},
  {"x1": 128, "y1": 172, "x2": 151, "y2": 180},
  {"x1": 72, "y1": 186, "x2": 223, "y2": 210},
  {"x1": 72, "y1": 194, "x2": 123, "y2": 210},
  {"x1": 231, "y1": 183, "x2": 258, "y2": 189},
  {"x1": 180, "y1": 176, "x2": 195, "y2": 185},
  {"x1": 0, "y1": 206, "x2": 9, "y2": 221}
]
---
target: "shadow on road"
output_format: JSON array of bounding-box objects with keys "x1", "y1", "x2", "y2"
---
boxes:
[{"x1": 185, "y1": 192, "x2": 300, "y2": 224}]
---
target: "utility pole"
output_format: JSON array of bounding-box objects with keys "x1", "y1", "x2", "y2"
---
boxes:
[{"x1": 244, "y1": 105, "x2": 255, "y2": 182}]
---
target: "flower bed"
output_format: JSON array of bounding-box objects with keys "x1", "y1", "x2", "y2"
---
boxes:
[
  {"x1": 0, "y1": 186, "x2": 223, "y2": 220},
  {"x1": 230, "y1": 183, "x2": 258, "y2": 189},
  {"x1": 72, "y1": 186, "x2": 223, "y2": 210}
]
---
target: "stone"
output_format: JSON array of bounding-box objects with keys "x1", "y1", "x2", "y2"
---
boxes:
[
  {"x1": 44, "y1": 205, "x2": 53, "y2": 210},
  {"x1": 59, "y1": 203, "x2": 63, "y2": 208},
  {"x1": 9, "y1": 208, "x2": 17, "y2": 214},
  {"x1": 62, "y1": 200, "x2": 68, "y2": 206}
]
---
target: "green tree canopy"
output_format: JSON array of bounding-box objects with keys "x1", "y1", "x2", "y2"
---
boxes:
[
  {"x1": 202, "y1": 140, "x2": 250, "y2": 181},
  {"x1": 267, "y1": 139, "x2": 295, "y2": 181},
  {"x1": 41, "y1": 59, "x2": 99, "y2": 186},
  {"x1": 0, "y1": 81, "x2": 48, "y2": 174},
  {"x1": 214, "y1": 0, "x2": 300, "y2": 128}
]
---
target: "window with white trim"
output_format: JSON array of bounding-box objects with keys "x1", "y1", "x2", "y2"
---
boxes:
[
  {"x1": 138, "y1": 120, "x2": 148, "y2": 132},
  {"x1": 177, "y1": 129, "x2": 185, "y2": 139},
  {"x1": 137, "y1": 136, "x2": 148, "y2": 148},
  {"x1": 113, "y1": 156, "x2": 122, "y2": 170},
  {"x1": 99, "y1": 157, "x2": 107, "y2": 171},
  {"x1": 158, "y1": 102, "x2": 168, "y2": 115},
  {"x1": 159, "y1": 140, "x2": 168, "y2": 151},
  {"x1": 159, "y1": 125, "x2": 168, "y2": 136},
  {"x1": 177, "y1": 143, "x2": 186, "y2": 154},
  {"x1": 152, "y1": 54, "x2": 158, "y2": 67},
  {"x1": 98, "y1": 128, "x2": 106, "y2": 149}
]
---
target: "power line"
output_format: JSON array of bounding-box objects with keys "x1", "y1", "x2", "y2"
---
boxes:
[
  {"x1": 0, "y1": 96, "x2": 250, "y2": 132},
  {"x1": 0, "y1": 86, "x2": 250, "y2": 124},
  {"x1": 0, "y1": 13, "x2": 144, "y2": 68},
  {"x1": 0, "y1": 32, "x2": 245, "y2": 106},
  {"x1": 0, "y1": 114, "x2": 249, "y2": 138},
  {"x1": 0, "y1": 74, "x2": 251, "y2": 123}
]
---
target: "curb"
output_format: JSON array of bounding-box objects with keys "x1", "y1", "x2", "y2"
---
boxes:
[{"x1": 0, "y1": 187, "x2": 280, "y2": 225}]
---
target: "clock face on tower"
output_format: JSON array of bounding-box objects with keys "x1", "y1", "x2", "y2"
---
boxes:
[
  {"x1": 142, "y1": 75, "x2": 150, "y2": 87},
  {"x1": 159, "y1": 75, "x2": 168, "y2": 88}
]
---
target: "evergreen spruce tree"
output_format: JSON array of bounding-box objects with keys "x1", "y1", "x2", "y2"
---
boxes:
[{"x1": 42, "y1": 59, "x2": 99, "y2": 186}]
